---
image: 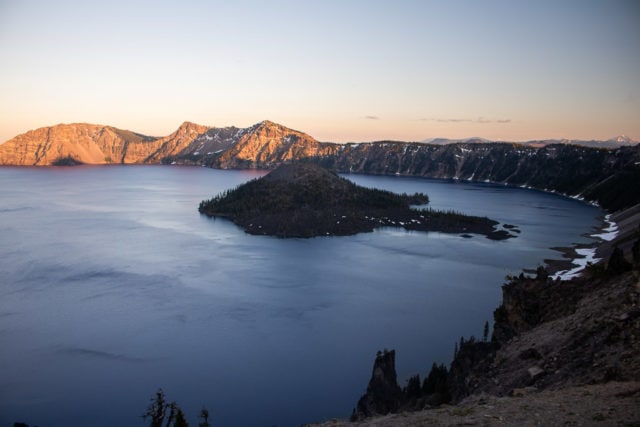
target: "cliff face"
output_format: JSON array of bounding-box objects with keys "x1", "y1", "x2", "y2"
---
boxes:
[
  {"x1": 352, "y1": 350, "x2": 403, "y2": 420},
  {"x1": 210, "y1": 132, "x2": 640, "y2": 211},
  {"x1": 211, "y1": 120, "x2": 338, "y2": 169},
  {"x1": 342, "y1": 208, "x2": 640, "y2": 425},
  {"x1": 447, "y1": 231, "x2": 640, "y2": 402},
  {"x1": 318, "y1": 142, "x2": 640, "y2": 211},
  {"x1": 140, "y1": 121, "x2": 210, "y2": 163},
  {"x1": 0, "y1": 123, "x2": 158, "y2": 165},
  {"x1": 0, "y1": 120, "x2": 329, "y2": 167}
]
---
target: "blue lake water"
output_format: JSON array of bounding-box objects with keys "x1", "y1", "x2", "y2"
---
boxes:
[{"x1": 0, "y1": 165, "x2": 601, "y2": 427}]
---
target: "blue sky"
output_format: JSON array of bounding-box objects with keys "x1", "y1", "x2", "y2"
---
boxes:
[{"x1": 1, "y1": 0, "x2": 638, "y2": 142}]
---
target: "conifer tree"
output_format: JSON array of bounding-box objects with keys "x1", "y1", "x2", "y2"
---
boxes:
[
  {"x1": 198, "y1": 408, "x2": 210, "y2": 427},
  {"x1": 607, "y1": 246, "x2": 632, "y2": 275}
]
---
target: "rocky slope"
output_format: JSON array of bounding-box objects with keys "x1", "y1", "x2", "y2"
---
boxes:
[
  {"x1": 312, "y1": 381, "x2": 640, "y2": 426},
  {"x1": 0, "y1": 121, "x2": 247, "y2": 166},
  {"x1": 141, "y1": 121, "x2": 211, "y2": 164},
  {"x1": 308, "y1": 205, "x2": 640, "y2": 426},
  {"x1": 0, "y1": 120, "x2": 331, "y2": 167},
  {"x1": 211, "y1": 120, "x2": 337, "y2": 169},
  {"x1": 318, "y1": 142, "x2": 640, "y2": 211},
  {"x1": 0, "y1": 123, "x2": 156, "y2": 165}
]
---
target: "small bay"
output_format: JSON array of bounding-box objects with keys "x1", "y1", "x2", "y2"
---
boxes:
[{"x1": 0, "y1": 165, "x2": 601, "y2": 427}]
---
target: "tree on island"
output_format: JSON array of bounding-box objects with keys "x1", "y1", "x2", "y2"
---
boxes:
[
  {"x1": 607, "y1": 246, "x2": 632, "y2": 275},
  {"x1": 199, "y1": 162, "x2": 513, "y2": 240}
]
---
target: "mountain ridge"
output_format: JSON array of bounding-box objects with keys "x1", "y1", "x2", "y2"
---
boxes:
[
  {"x1": 1, "y1": 121, "x2": 639, "y2": 211},
  {"x1": 421, "y1": 134, "x2": 637, "y2": 148},
  {"x1": 2, "y1": 121, "x2": 638, "y2": 167}
]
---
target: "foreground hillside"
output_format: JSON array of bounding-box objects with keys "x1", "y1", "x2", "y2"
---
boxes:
[
  {"x1": 1, "y1": 120, "x2": 639, "y2": 211},
  {"x1": 315, "y1": 381, "x2": 640, "y2": 426},
  {"x1": 308, "y1": 204, "x2": 640, "y2": 426}
]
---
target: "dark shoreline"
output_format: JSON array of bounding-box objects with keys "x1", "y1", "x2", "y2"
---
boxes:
[{"x1": 204, "y1": 208, "x2": 517, "y2": 240}]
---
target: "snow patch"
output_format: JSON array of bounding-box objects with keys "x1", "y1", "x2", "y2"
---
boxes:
[
  {"x1": 551, "y1": 215, "x2": 619, "y2": 280},
  {"x1": 551, "y1": 248, "x2": 600, "y2": 281},
  {"x1": 593, "y1": 214, "x2": 618, "y2": 241}
]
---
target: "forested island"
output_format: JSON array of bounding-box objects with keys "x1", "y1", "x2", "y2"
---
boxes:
[{"x1": 198, "y1": 162, "x2": 515, "y2": 239}]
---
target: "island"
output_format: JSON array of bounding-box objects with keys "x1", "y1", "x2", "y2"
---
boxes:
[{"x1": 198, "y1": 162, "x2": 515, "y2": 239}]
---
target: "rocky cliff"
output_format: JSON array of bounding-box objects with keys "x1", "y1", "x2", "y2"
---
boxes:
[
  {"x1": 331, "y1": 206, "x2": 640, "y2": 425},
  {"x1": 317, "y1": 142, "x2": 640, "y2": 211},
  {"x1": 0, "y1": 123, "x2": 156, "y2": 165},
  {"x1": 210, "y1": 120, "x2": 337, "y2": 169},
  {"x1": 0, "y1": 120, "x2": 329, "y2": 167},
  {"x1": 352, "y1": 350, "x2": 403, "y2": 419},
  {"x1": 446, "y1": 242, "x2": 640, "y2": 404}
]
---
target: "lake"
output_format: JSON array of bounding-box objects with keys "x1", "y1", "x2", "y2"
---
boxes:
[{"x1": 0, "y1": 165, "x2": 601, "y2": 427}]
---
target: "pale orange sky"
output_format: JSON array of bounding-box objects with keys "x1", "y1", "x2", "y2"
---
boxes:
[{"x1": 1, "y1": 0, "x2": 639, "y2": 144}]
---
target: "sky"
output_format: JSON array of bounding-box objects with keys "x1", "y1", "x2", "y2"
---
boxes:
[{"x1": 0, "y1": 0, "x2": 639, "y2": 143}]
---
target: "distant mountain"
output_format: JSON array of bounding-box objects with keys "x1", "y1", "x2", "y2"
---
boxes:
[
  {"x1": 421, "y1": 137, "x2": 492, "y2": 145},
  {"x1": 541, "y1": 135, "x2": 638, "y2": 149},
  {"x1": 421, "y1": 135, "x2": 637, "y2": 149}
]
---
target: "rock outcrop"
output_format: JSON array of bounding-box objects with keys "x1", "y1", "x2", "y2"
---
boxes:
[
  {"x1": 142, "y1": 121, "x2": 211, "y2": 163},
  {"x1": 352, "y1": 350, "x2": 403, "y2": 420},
  {"x1": 211, "y1": 120, "x2": 337, "y2": 169},
  {"x1": 0, "y1": 123, "x2": 157, "y2": 165},
  {"x1": 448, "y1": 256, "x2": 640, "y2": 402},
  {"x1": 340, "y1": 205, "x2": 640, "y2": 425},
  {"x1": 444, "y1": 210, "x2": 640, "y2": 403}
]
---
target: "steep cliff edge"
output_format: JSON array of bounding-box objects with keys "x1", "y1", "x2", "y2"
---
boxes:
[
  {"x1": 0, "y1": 120, "x2": 328, "y2": 167},
  {"x1": 312, "y1": 206, "x2": 640, "y2": 426},
  {"x1": 317, "y1": 142, "x2": 640, "y2": 211},
  {"x1": 211, "y1": 120, "x2": 337, "y2": 169},
  {"x1": 0, "y1": 123, "x2": 159, "y2": 165},
  {"x1": 447, "y1": 228, "x2": 640, "y2": 402}
]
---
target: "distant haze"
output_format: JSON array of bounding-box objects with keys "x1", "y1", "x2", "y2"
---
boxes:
[{"x1": 1, "y1": 0, "x2": 639, "y2": 143}]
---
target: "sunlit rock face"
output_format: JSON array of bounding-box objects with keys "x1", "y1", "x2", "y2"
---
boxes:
[
  {"x1": 212, "y1": 120, "x2": 338, "y2": 169},
  {"x1": 0, "y1": 123, "x2": 148, "y2": 165},
  {"x1": 0, "y1": 123, "x2": 166, "y2": 165},
  {"x1": 0, "y1": 120, "x2": 331, "y2": 167}
]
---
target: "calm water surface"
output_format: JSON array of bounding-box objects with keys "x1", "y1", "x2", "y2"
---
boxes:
[{"x1": 0, "y1": 166, "x2": 601, "y2": 427}]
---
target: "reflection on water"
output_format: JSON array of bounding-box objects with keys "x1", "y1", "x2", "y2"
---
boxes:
[{"x1": 0, "y1": 166, "x2": 600, "y2": 427}]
